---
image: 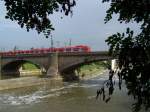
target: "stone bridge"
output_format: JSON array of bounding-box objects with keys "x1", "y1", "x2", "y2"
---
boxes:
[{"x1": 0, "y1": 52, "x2": 113, "y2": 79}]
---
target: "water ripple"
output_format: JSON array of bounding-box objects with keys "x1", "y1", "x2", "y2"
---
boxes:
[{"x1": 0, "y1": 87, "x2": 69, "y2": 105}]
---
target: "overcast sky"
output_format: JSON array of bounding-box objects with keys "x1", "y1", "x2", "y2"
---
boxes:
[{"x1": 0, "y1": 0, "x2": 140, "y2": 51}]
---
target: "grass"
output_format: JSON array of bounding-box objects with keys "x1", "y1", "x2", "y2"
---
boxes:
[
  {"x1": 22, "y1": 63, "x2": 39, "y2": 70},
  {"x1": 76, "y1": 61, "x2": 110, "y2": 78}
]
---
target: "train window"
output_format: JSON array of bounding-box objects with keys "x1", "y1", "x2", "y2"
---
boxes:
[
  {"x1": 53, "y1": 48, "x2": 57, "y2": 52},
  {"x1": 34, "y1": 50, "x2": 39, "y2": 54},
  {"x1": 40, "y1": 50, "x2": 44, "y2": 53},
  {"x1": 73, "y1": 48, "x2": 79, "y2": 52},
  {"x1": 57, "y1": 48, "x2": 64, "y2": 52},
  {"x1": 66, "y1": 48, "x2": 71, "y2": 52},
  {"x1": 30, "y1": 50, "x2": 34, "y2": 54}
]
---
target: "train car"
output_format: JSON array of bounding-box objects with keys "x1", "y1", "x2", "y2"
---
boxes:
[
  {"x1": 0, "y1": 45, "x2": 91, "y2": 56},
  {"x1": 71, "y1": 45, "x2": 91, "y2": 52},
  {"x1": 62, "y1": 45, "x2": 91, "y2": 53}
]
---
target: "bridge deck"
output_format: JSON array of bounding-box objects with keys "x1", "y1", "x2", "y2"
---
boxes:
[{"x1": 1, "y1": 51, "x2": 109, "y2": 58}]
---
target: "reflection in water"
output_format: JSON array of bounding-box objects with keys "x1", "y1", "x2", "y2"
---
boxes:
[{"x1": 0, "y1": 72, "x2": 145, "y2": 112}]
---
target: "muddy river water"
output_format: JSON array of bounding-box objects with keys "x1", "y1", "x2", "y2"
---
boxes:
[{"x1": 0, "y1": 72, "x2": 145, "y2": 112}]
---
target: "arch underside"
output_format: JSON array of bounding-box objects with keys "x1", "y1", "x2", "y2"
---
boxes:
[
  {"x1": 2, "y1": 60, "x2": 42, "y2": 77},
  {"x1": 60, "y1": 58, "x2": 109, "y2": 73},
  {"x1": 59, "y1": 58, "x2": 110, "y2": 81}
]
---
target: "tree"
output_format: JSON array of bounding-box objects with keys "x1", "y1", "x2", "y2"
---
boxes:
[
  {"x1": 101, "y1": 0, "x2": 150, "y2": 111},
  {"x1": 2, "y1": 0, "x2": 76, "y2": 38},
  {"x1": 2, "y1": 0, "x2": 150, "y2": 111}
]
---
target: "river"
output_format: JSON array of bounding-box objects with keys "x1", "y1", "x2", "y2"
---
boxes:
[{"x1": 0, "y1": 71, "x2": 144, "y2": 112}]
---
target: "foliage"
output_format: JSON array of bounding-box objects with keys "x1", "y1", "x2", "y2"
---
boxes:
[
  {"x1": 101, "y1": 0, "x2": 150, "y2": 111},
  {"x1": 22, "y1": 63, "x2": 39, "y2": 70},
  {"x1": 2, "y1": 0, "x2": 76, "y2": 37},
  {"x1": 1, "y1": 0, "x2": 150, "y2": 111},
  {"x1": 77, "y1": 61, "x2": 108, "y2": 77}
]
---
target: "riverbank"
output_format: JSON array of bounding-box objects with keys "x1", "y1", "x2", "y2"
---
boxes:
[
  {"x1": 0, "y1": 69, "x2": 107, "y2": 91},
  {"x1": 0, "y1": 70, "x2": 106, "y2": 91},
  {"x1": 0, "y1": 76, "x2": 63, "y2": 91}
]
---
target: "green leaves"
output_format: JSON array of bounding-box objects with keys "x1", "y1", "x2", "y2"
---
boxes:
[
  {"x1": 103, "y1": 1, "x2": 150, "y2": 110},
  {"x1": 105, "y1": 28, "x2": 134, "y2": 57},
  {"x1": 103, "y1": 0, "x2": 150, "y2": 27},
  {"x1": 3, "y1": 0, "x2": 76, "y2": 37}
]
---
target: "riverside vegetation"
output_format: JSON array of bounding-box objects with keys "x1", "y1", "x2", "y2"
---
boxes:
[
  {"x1": 76, "y1": 61, "x2": 110, "y2": 80},
  {"x1": 20, "y1": 63, "x2": 41, "y2": 77},
  {"x1": 22, "y1": 61, "x2": 109, "y2": 79}
]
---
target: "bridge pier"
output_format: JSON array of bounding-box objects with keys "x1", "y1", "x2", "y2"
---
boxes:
[
  {"x1": 47, "y1": 53, "x2": 59, "y2": 77},
  {"x1": 61, "y1": 70, "x2": 79, "y2": 81}
]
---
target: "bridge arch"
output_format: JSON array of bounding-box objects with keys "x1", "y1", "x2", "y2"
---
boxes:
[
  {"x1": 59, "y1": 58, "x2": 111, "y2": 81},
  {"x1": 2, "y1": 59, "x2": 45, "y2": 77},
  {"x1": 60, "y1": 58, "x2": 110, "y2": 73},
  {"x1": 0, "y1": 52, "x2": 113, "y2": 79}
]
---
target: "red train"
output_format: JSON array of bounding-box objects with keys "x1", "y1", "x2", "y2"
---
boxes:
[{"x1": 0, "y1": 45, "x2": 91, "y2": 56}]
